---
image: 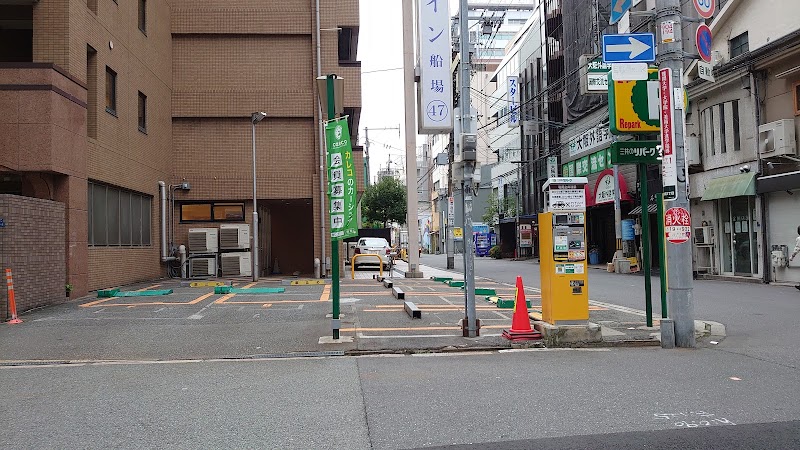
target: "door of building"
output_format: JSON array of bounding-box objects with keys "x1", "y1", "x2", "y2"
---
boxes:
[{"x1": 719, "y1": 196, "x2": 755, "y2": 275}]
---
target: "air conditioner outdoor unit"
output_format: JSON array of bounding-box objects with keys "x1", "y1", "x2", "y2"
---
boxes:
[
  {"x1": 188, "y1": 228, "x2": 219, "y2": 253},
  {"x1": 759, "y1": 119, "x2": 797, "y2": 157},
  {"x1": 190, "y1": 257, "x2": 217, "y2": 278},
  {"x1": 221, "y1": 252, "x2": 252, "y2": 277},
  {"x1": 219, "y1": 224, "x2": 250, "y2": 250},
  {"x1": 694, "y1": 226, "x2": 712, "y2": 245}
]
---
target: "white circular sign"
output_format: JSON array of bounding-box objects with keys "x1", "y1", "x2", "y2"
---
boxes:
[{"x1": 693, "y1": 0, "x2": 715, "y2": 19}]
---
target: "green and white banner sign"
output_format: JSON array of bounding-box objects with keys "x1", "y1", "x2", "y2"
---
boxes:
[{"x1": 325, "y1": 118, "x2": 358, "y2": 240}]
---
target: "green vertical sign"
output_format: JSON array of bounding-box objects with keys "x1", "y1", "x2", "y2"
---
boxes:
[{"x1": 325, "y1": 117, "x2": 358, "y2": 240}]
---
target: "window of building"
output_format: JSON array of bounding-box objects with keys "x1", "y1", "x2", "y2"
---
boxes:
[
  {"x1": 105, "y1": 66, "x2": 117, "y2": 115},
  {"x1": 729, "y1": 32, "x2": 749, "y2": 59},
  {"x1": 719, "y1": 104, "x2": 726, "y2": 153},
  {"x1": 138, "y1": 0, "x2": 146, "y2": 34},
  {"x1": 732, "y1": 100, "x2": 741, "y2": 151},
  {"x1": 88, "y1": 181, "x2": 152, "y2": 246},
  {"x1": 138, "y1": 91, "x2": 147, "y2": 133},
  {"x1": 180, "y1": 202, "x2": 245, "y2": 222},
  {"x1": 87, "y1": 45, "x2": 98, "y2": 138},
  {"x1": 793, "y1": 81, "x2": 800, "y2": 116},
  {"x1": 0, "y1": 5, "x2": 33, "y2": 62},
  {"x1": 338, "y1": 27, "x2": 359, "y2": 63}
]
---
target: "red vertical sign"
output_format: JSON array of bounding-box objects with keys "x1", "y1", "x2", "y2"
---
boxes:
[{"x1": 659, "y1": 68, "x2": 677, "y2": 201}]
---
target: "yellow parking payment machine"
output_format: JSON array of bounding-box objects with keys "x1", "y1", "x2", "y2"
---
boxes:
[{"x1": 539, "y1": 177, "x2": 589, "y2": 325}]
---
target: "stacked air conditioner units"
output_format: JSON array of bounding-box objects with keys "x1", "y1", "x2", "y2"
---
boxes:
[
  {"x1": 219, "y1": 224, "x2": 252, "y2": 277},
  {"x1": 188, "y1": 228, "x2": 219, "y2": 278}
]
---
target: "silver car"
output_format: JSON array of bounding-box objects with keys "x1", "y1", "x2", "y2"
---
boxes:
[{"x1": 353, "y1": 237, "x2": 392, "y2": 269}]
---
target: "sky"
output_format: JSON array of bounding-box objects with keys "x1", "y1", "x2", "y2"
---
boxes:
[
  {"x1": 358, "y1": 1, "x2": 488, "y2": 182},
  {"x1": 358, "y1": 1, "x2": 410, "y2": 181}
]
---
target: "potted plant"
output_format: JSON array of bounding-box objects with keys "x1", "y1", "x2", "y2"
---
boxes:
[{"x1": 65, "y1": 283, "x2": 74, "y2": 298}]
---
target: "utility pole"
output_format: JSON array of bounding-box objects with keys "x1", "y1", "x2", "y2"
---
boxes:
[
  {"x1": 656, "y1": 0, "x2": 695, "y2": 347},
  {"x1": 364, "y1": 125, "x2": 401, "y2": 187},
  {"x1": 402, "y1": 0, "x2": 422, "y2": 278},
  {"x1": 460, "y1": 0, "x2": 478, "y2": 337}
]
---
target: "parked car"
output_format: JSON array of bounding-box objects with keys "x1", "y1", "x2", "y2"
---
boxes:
[{"x1": 353, "y1": 237, "x2": 392, "y2": 269}]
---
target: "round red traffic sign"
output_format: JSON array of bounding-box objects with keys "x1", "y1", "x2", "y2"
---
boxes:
[
  {"x1": 693, "y1": 0, "x2": 715, "y2": 19},
  {"x1": 696, "y1": 24, "x2": 713, "y2": 63},
  {"x1": 665, "y1": 207, "x2": 692, "y2": 244}
]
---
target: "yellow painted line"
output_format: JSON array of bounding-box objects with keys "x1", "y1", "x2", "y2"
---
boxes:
[
  {"x1": 221, "y1": 299, "x2": 326, "y2": 305},
  {"x1": 529, "y1": 312, "x2": 543, "y2": 321},
  {"x1": 243, "y1": 282, "x2": 257, "y2": 288},
  {"x1": 320, "y1": 284, "x2": 331, "y2": 302},
  {"x1": 214, "y1": 293, "x2": 236, "y2": 304},
  {"x1": 80, "y1": 297, "x2": 116, "y2": 307},
  {"x1": 189, "y1": 292, "x2": 215, "y2": 305},
  {"x1": 189, "y1": 281, "x2": 226, "y2": 288},
  {"x1": 137, "y1": 284, "x2": 161, "y2": 291}
]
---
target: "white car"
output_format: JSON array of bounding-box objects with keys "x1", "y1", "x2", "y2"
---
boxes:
[{"x1": 353, "y1": 237, "x2": 392, "y2": 269}]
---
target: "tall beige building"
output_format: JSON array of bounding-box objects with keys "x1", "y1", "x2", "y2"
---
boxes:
[{"x1": 0, "y1": 0, "x2": 362, "y2": 315}]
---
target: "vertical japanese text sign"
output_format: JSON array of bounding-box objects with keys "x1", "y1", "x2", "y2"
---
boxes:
[
  {"x1": 507, "y1": 76, "x2": 520, "y2": 127},
  {"x1": 659, "y1": 68, "x2": 677, "y2": 201},
  {"x1": 326, "y1": 118, "x2": 358, "y2": 240},
  {"x1": 418, "y1": 0, "x2": 453, "y2": 134}
]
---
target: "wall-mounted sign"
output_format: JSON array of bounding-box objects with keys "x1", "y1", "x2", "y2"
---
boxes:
[
  {"x1": 507, "y1": 76, "x2": 520, "y2": 128},
  {"x1": 417, "y1": 0, "x2": 453, "y2": 133},
  {"x1": 580, "y1": 55, "x2": 612, "y2": 94},
  {"x1": 595, "y1": 173, "x2": 616, "y2": 204},
  {"x1": 608, "y1": 68, "x2": 660, "y2": 134},
  {"x1": 547, "y1": 156, "x2": 559, "y2": 178},
  {"x1": 567, "y1": 121, "x2": 613, "y2": 157},
  {"x1": 519, "y1": 224, "x2": 532, "y2": 247},
  {"x1": 610, "y1": 141, "x2": 661, "y2": 164}
]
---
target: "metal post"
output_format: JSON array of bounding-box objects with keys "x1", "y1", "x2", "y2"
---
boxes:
[
  {"x1": 364, "y1": 127, "x2": 370, "y2": 187},
  {"x1": 447, "y1": 146, "x2": 455, "y2": 269},
  {"x1": 460, "y1": 0, "x2": 477, "y2": 337},
  {"x1": 613, "y1": 164, "x2": 623, "y2": 262},
  {"x1": 402, "y1": 0, "x2": 423, "y2": 279},
  {"x1": 657, "y1": 193, "x2": 668, "y2": 317},
  {"x1": 327, "y1": 75, "x2": 340, "y2": 340},
  {"x1": 251, "y1": 121, "x2": 259, "y2": 282},
  {"x1": 657, "y1": 0, "x2": 695, "y2": 347},
  {"x1": 640, "y1": 163, "x2": 652, "y2": 327}
]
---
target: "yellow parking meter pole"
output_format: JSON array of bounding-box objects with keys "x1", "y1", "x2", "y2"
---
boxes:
[{"x1": 539, "y1": 177, "x2": 590, "y2": 324}]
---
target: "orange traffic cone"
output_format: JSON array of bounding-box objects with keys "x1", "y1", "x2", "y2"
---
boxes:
[
  {"x1": 5, "y1": 269, "x2": 22, "y2": 324},
  {"x1": 502, "y1": 276, "x2": 540, "y2": 341}
]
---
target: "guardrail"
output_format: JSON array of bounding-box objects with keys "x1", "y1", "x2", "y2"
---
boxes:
[{"x1": 350, "y1": 254, "x2": 384, "y2": 279}]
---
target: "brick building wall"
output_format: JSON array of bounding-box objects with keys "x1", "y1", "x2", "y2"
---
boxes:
[{"x1": 0, "y1": 195, "x2": 65, "y2": 319}]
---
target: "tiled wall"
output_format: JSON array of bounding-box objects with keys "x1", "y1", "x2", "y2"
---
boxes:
[{"x1": 0, "y1": 195, "x2": 65, "y2": 319}]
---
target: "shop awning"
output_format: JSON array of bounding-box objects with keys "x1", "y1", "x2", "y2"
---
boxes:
[
  {"x1": 628, "y1": 204, "x2": 658, "y2": 215},
  {"x1": 701, "y1": 172, "x2": 756, "y2": 201}
]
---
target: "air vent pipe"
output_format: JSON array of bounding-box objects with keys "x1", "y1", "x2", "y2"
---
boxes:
[{"x1": 158, "y1": 181, "x2": 175, "y2": 262}]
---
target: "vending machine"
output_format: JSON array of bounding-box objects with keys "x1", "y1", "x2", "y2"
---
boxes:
[{"x1": 539, "y1": 177, "x2": 589, "y2": 325}]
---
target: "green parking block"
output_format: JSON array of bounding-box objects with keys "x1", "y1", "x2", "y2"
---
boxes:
[
  {"x1": 447, "y1": 280, "x2": 465, "y2": 288},
  {"x1": 116, "y1": 289, "x2": 173, "y2": 297},
  {"x1": 496, "y1": 298, "x2": 532, "y2": 309},
  {"x1": 474, "y1": 288, "x2": 497, "y2": 296},
  {"x1": 97, "y1": 289, "x2": 120, "y2": 298},
  {"x1": 215, "y1": 286, "x2": 286, "y2": 294},
  {"x1": 431, "y1": 277, "x2": 453, "y2": 283}
]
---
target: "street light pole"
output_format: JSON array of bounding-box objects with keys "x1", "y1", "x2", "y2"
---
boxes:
[{"x1": 251, "y1": 112, "x2": 266, "y2": 282}]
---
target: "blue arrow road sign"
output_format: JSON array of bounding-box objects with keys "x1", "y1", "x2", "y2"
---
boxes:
[
  {"x1": 609, "y1": 0, "x2": 632, "y2": 25},
  {"x1": 602, "y1": 33, "x2": 656, "y2": 63}
]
